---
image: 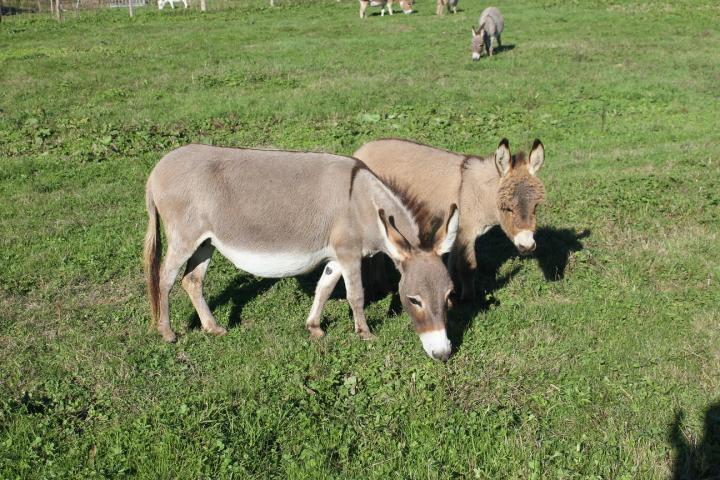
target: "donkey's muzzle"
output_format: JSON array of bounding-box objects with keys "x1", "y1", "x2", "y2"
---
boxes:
[
  {"x1": 420, "y1": 329, "x2": 452, "y2": 362},
  {"x1": 513, "y1": 230, "x2": 536, "y2": 255}
]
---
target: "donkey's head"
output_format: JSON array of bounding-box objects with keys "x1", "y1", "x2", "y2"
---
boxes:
[
  {"x1": 377, "y1": 204, "x2": 459, "y2": 362},
  {"x1": 399, "y1": 0, "x2": 413, "y2": 14},
  {"x1": 471, "y1": 25, "x2": 486, "y2": 60},
  {"x1": 494, "y1": 138, "x2": 546, "y2": 255}
]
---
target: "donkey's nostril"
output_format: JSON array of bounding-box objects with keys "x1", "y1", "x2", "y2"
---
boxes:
[
  {"x1": 433, "y1": 349, "x2": 451, "y2": 362},
  {"x1": 521, "y1": 242, "x2": 536, "y2": 254}
]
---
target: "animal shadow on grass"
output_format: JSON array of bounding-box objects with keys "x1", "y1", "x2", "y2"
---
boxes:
[
  {"x1": 494, "y1": 44, "x2": 515, "y2": 55},
  {"x1": 368, "y1": 10, "x2": 417, "y2": 16},
  {"x1": 447, "y1": 225, "x2": 589, "y2": 353},
  {"x1": 187, "y1": 225, "x2": 587, "y2": 338},
  {"x1": 669, "y1": 403, "x2": 720, "y2": 479},
  {"x1": 187, "y1": 267, "x2": 344, "y2": 333},
  {"x1": 0, "y1": 5, "x2": 33, "y2": 14},
  {"x1": 187, "y1": 275, "x2": 278, "y2": 331}
]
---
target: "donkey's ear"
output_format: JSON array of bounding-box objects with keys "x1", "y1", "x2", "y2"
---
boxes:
[
  {"x1": 472, "y1": 26, "x2": 478, "y2": 36},
  {"x1": 528, "y1": 139, "x2": 545, "y2": 175},
  {"x1": 377, "y1": 209, "x2": 412, "y2": 262},
  {"x1": 433, "y1": 204, "x2": 459, "y2": 255},
  {"x1": 494, "y1": 138, "x2": 511, "y2": 176}
]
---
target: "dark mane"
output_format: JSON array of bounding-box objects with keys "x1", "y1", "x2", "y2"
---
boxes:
[{"x1": 379, "y1": 176, "x2": 444, "y2": 249}]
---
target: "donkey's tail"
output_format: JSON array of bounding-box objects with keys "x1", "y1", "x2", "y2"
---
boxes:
[{"x1": 143, "y1": 182, "x2": 162, "y2": 328}]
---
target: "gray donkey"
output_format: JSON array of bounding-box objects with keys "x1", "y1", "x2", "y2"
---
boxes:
[
  {"x1": 144, "y1": 145, "x2": 459, "y2": 361},
  {"x1": 354, "y1": 138, "x2": 545, "y2": 302},
  {"x1": 472, "y1": 6, "x2": 504, "y2": 60}
]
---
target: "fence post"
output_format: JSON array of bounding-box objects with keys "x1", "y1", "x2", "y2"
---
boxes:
[
  {"x1": 128, "y1": 0, "x2": 133, "y2": 16},
  {"x1": 200, "y1": 0, "x2": 206, "y2": 11}
]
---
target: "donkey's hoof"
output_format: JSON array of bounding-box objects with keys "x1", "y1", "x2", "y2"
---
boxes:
[
  {"x1": 357, "y1": 330, "x2": 375, "y2": 341},
  {"x1": 161, "y1": 330, "x2": 177, "y2": 343},
  {"x1": 308, "y1": 327, "x2": 326, "y2": 339},
  {"x1": 206, "y1": 325, "x2": 227, "y2": 336}
]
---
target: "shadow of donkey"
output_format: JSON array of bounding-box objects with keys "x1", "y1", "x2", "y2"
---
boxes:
[
  {"x1": 189, "y1": 225, "x2": 589, "y2": 340},
  {"x1": 669, "y1": 402, "x2": 720, "y2": 479},
  {"x1": 446, "y1": 225, "x2": 589, "y2": 351}
]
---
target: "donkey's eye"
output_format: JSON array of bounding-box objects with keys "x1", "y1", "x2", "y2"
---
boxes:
[
  {"x1": 503, "y1": 207, "x2": 513, "y2": 213},
  {"x1": 407, "y1": 296, "x2": 423, "y2": 308}
]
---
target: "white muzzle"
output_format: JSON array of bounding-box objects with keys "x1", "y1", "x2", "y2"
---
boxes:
[
  {"x1": 513, "y1": 230, "x2": 536, "y2": 253},
  {"x1": 420, "y1": 329, "x2": 451, "y2": 362}
]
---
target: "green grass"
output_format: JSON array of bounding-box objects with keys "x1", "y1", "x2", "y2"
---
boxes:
[{"x1": 1, "y1": 0, "x2": 720, "y2": 477}]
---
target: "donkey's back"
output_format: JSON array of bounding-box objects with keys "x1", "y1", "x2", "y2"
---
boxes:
[
  {"x1": 480, "y1": 6, "x2": 504, "y2": 35},
  {"x1": 353, "y1": 138, "x2": 465, "y2": 222},
  {"x1": 148, "y1": 144, "x2": 355, "y2": 256}
]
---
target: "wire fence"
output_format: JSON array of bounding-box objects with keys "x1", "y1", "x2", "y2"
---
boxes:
[{"x1": 0, "y1": 0, "x2": 312, "y2": 19}]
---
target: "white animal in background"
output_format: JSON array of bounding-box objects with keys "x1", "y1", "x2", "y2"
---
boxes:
[
  {"x1": 158, "y1": 0, "x2": 188, "y2": 10},
  {"x1": 359, "y1": 0, "x2": 413, "y2": 18}
]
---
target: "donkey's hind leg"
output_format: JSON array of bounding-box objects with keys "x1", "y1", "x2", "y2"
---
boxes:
[
  {"x1": 306, "y1": 261, "x2": 342, "y2": 338},
  {"x1": 182, "y1": 240, "x2": 226, "y2": 336},
  {"x1": 158, "y1": 244, "x2": 195, "y2": 342}
]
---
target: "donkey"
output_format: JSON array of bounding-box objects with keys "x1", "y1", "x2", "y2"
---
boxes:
[
  {"x1": 359, "y1": 0, "x2": 412, "y2": 18},
  {"x1": 144, "y1": 144, "x2": 459, "y2": 361},
  {"x1": 472, "y1": 6, "x2": 504, "y2": 60},
  {"x1": 435, "y1": 0, "x2": 457, "y2": 16},
  {"x1": 354, "y1": 138, "x2": 545, "y2": 302}
]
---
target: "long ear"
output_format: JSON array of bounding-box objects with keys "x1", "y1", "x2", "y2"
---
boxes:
[
  {"x1": 377, "y1": 209, "x2": 412, "y2": 262},
  {"x1": 494, "y1": 138, "x2": 511, "y2": 176},
  {"x1": 472, "y1": 26, "x2": 478, "y2": 36},
  {"x1": 528, "y1": 139, "x2": 545, "y2": 175},
  {"x1": 433, "y1": 204, "x2": 459, "y2": 255}
]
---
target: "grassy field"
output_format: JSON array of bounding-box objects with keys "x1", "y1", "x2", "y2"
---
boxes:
[{"x1": 1, "y1": 0, "x2": 720, "y2": 477}]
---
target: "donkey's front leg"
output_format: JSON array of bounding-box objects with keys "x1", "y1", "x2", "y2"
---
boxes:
[
  {"x1": 338, "y1": 257, "x2": 374, "y2": 340},
  {"x1": 306, "y1": 261, "x2": 342, "y2": 338},
  {"x1": 450, "y1": 235, "x2": 477, "y2": 302}
]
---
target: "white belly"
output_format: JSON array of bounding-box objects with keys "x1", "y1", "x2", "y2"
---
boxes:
[{"x1": 207, "y1": 235, "x2": 330, "y2": 278}]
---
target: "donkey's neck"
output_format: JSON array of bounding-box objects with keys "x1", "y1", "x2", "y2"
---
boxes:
[
  {"x1": 352, "y1": 168, "x2": 421, "y2": 254},
  {"x1": 461, "y1": 156, "x2": 502, "y2": 235}
]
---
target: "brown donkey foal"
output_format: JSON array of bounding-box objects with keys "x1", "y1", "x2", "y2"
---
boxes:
[
  {"x1": 354, "y1": 138, "x2": 546, "y2": 302},
  {"x1": 144, "y1": 144, "x2": 459, "y2": 361}
]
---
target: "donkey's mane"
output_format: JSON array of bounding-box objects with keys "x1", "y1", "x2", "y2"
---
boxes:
[{"x1": 379, "y1": 176, "x2": 443, "y2": 249}]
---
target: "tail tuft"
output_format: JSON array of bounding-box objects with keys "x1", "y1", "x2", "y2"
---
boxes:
[{"x1": 143, "y1": 183, "x2": 161, "y2": 328}]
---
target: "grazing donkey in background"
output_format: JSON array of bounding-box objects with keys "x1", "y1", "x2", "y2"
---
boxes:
[
  {"x1": 144, "y1": 145, "x2": 459, "y2": 361},
  {"x1": 436, "y1": 0, "x2": 458, "y2": 16},
  {"x1": 354, "y1": 138, "x2": 546, "y2": 302},
  {"x1": 359, "y1": 0, "x2": 412, "y2": 18},
  {"x1": 472, "y1": 6, "x2": 504, "y2": 59}
]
